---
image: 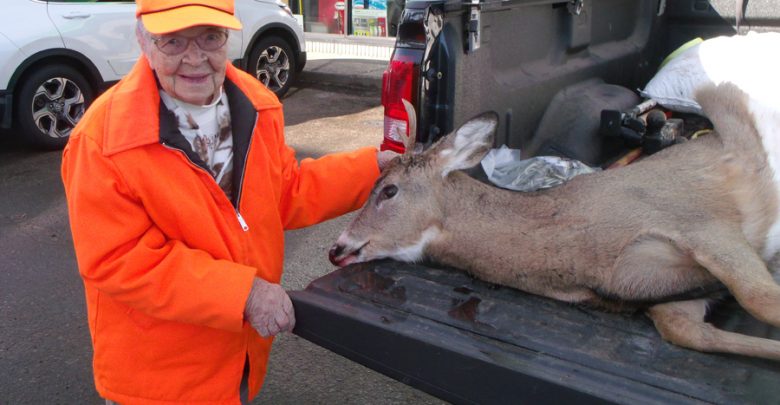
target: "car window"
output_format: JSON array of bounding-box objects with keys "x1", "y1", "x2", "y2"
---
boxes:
[{"x1": 46, "y1": 0, "x2": 140, "y2": 77}]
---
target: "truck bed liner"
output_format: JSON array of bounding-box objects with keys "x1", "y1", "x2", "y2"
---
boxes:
[{"x1": 290, "y1": 261, "x2": 780, "y2": 404}]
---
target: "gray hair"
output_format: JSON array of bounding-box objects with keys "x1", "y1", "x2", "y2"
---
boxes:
[
  {"x1": 136, "y1": 19, "x2": 151, "y2": 39},
  {"x1": 135, "y1": 19, "x2": 154, "y2": 57}
]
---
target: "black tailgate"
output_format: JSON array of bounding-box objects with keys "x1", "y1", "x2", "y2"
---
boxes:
[{"x1": 291, "y1": 260, "x2": 780, "y2": 404}]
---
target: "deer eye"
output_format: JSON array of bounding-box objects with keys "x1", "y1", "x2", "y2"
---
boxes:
[{"x1": 380, "y1": 184, "x2": 398, "y2": 200}]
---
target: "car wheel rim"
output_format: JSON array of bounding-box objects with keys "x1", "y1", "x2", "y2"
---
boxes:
[
  {"x1": 31, "y1": 77, "x2": 85, "y2": 139},
  {"x1": 255, "y1": 45, "x2": 290, "y2": 92}
]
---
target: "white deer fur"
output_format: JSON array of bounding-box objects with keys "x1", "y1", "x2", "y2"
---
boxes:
[
  {"x1": 750, "y1": 96, "x2": 780, "y2": 260},
  {"x1": 330, "y1": 83, "x2": 780, "y2": 360}
]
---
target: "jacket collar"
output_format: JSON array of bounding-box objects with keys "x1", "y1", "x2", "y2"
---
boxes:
[
  {"x1": 156, "y1": 78, "x2": 258, "y2": 209},
  {"x1": 103, "y1": 55, "x2": 281, "y2": 156}
]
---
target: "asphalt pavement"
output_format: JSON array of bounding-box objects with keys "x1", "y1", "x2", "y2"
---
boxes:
[{"x1": 298, "y1": 58, "x2": 387, "y2": 94}]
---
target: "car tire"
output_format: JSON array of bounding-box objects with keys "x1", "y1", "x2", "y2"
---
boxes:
[
  {"x1": 247, "y1": 35, "x2": 296, "y2": 98},
  {"x1": 15, "y1": 64, "x2": 94, "y2": 150}
]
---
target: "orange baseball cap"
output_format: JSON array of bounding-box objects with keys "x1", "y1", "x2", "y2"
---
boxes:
[{"x1": 136, "y1": 0, "x2": 243, "y2": 34}]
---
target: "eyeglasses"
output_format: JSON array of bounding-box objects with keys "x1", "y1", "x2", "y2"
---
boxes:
[{"x1": 151, "y1": 30, "x2": 229, "y2": 56}]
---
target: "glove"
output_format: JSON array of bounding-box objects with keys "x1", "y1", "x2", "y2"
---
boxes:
[
  {"x1": 377, "y1": 149, "x2": 401, "y2": 171},
  {"x1": 244, "y1": 277, "x2": 295, "y2": 337}
]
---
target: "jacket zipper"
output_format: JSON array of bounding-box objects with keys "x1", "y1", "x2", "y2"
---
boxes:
[
  {"x1": 233, "y1": 112, "x2": 259, "y2": 222},
  {"x1": 162, "y1": 142, "x2": 250, "y2": 232}
]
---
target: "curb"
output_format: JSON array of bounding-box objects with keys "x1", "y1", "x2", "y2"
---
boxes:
[
  {"x1": 296, "y1": 59, "x2": 387, "y2": 94},
  {"x1": 296, "y1": 33, "x2": 392, "y2": 95}
]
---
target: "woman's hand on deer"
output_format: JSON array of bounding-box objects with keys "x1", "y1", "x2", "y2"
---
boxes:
[{"x1": 244, "y1": 277, "x2": 295, "y2": 337}]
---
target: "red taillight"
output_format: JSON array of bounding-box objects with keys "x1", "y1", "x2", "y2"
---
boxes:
[{"x1": 381, "y1": 52, "x2": 418, "y2": 153}]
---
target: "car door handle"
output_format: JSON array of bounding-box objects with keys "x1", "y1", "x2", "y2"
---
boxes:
[{"x1": 62, "y1": 12, "x2": 91, "y2": 19}]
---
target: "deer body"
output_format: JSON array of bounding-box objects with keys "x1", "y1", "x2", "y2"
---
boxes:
[
  {"x1": 428, "y1": 132, "x2": 773, "y2": 308},
  {"x1": 330, "y1": 84, "x2": 780, "y2": 360}
]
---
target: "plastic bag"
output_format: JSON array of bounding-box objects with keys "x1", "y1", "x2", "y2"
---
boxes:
[
  {"x1": 640, "y1": 32, "x2": 780, "y2": 115},
  {"x1": 481, "y1": 146, "x2": 598, "y2": 192}
]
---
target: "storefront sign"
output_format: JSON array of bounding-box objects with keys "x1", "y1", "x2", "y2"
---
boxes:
[{"x1": 352, "y1": 0, "x2": 387, "y2": 37}]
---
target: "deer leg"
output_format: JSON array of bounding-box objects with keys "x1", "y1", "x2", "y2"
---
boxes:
[
  {"x1": 682, "y1": 229, "x2": 780, "y2": 327},
  {"x1": 648, "y1": 299, "x2": 780, "y2": 361}
]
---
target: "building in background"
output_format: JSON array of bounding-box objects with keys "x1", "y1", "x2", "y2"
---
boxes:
[{"x1": 287, "y1": 0, "x2": 404, "y2": 38}]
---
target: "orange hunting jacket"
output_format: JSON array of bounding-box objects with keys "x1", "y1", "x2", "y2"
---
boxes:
[{"x1": 61, "y1": 56, "x2": 379, "y2": 404}]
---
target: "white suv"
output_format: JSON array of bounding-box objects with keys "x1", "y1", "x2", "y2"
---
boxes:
[{"x1": 0, "y1": 0, "x2": 306, "y2": 149}]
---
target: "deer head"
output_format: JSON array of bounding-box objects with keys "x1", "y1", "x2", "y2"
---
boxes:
[{"x1": 329, "y1": 102, "x2": 498, "y2": 266}]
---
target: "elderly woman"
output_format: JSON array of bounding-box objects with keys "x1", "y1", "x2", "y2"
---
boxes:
[{"x1": 61, "y1": 0, "x2": 394, "y2": 403}]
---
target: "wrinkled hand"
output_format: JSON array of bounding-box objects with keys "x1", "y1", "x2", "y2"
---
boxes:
[
  {"x1": 244, "y1": 278, "x2": 295, "y2": 338},
  {"x1": 377, "y1": 149, "x2": 401, "y2": 171}
]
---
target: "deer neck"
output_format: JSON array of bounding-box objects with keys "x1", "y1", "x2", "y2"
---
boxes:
[{"x1": 426, "y1": 172, "x2": 593, "y2": 286}]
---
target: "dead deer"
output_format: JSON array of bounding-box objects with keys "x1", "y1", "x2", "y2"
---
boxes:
[{"x1": 329, "y1": 83, "x2": 780, "y2": 360}]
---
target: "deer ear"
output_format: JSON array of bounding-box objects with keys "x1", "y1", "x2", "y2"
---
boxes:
[{"x1": 433, "y1": 112, "x2": 497, "y2": 176}]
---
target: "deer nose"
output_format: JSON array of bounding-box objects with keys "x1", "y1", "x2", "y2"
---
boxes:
[{"x1": 328, "y1": 244, "x2": 345, "y2": 266}]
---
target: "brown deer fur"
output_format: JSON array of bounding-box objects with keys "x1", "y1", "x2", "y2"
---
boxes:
[{"x1": 330, "y1": 83, "x2": 780, "y2": 360}]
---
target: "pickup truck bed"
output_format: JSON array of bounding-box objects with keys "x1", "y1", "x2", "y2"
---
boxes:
[
  {"x1": 291, "y1": 261, "x2": 780, "y2": 404},
  {"x1": 290, "y1": 1, "x2": 780, "y2": 402}
]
